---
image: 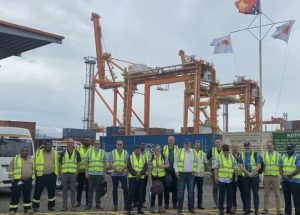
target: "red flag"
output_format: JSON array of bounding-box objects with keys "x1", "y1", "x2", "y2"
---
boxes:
[{"x1": 235, "y1": 0, "x2": 260, "y2": 15}]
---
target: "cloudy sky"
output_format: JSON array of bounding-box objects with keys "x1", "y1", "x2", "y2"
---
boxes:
[{"x1": 0, "y1": 0, "x2": 299, "y2": 137}]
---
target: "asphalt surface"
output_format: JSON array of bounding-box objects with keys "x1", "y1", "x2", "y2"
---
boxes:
[{"x1": 0, "y1": 174, "x2": 289, "y2": 215}]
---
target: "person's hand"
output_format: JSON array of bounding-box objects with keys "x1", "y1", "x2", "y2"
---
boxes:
[
  {"x1": 176, "y1": 172, "x2": 180, "y2": 179},
  {"x1": 282, "y1": 175, "x2": 288, "y2": 181},
  {"x1": 247, "y1": 172, "x2": 254, "y2": 177},
  {"x1": 215, "y1": 178, "x2": 219, "y2": 185},
  {"x1": 85, "y1": 172, "x2": 89, "y2": 179},
  {"x1": 136, "y1": 171, "x2": 141, "y2": 178}
]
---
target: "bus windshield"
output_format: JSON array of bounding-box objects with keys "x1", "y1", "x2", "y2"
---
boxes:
[{"x1": 0, "y1": 138, "x2": 33, "y2": 157}]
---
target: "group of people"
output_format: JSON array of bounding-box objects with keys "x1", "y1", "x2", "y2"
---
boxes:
[{"x1": 6, "y1": 136, "x2": 300, "y2": 215}]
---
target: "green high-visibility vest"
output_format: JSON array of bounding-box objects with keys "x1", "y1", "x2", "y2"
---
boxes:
[
  {"x1": 8, "y1": 155, "x2": 34, "y2": 180},
  {"x1": 163, "y1": 145, "x2": 179, "y2": 157},
  {"x1": 282, "y1": 154, "x2": 300, "y2": 179},
  {"x1": 61, "y1": 150, "x2": 77, "y2": 174},
  {"x1": 112, "y1": 149, "x2": 127, "y2": 171},
  {"x1": 77, "y1": 146, "x2": 91, "y2": 172},
  {"x1": 87, "y1": 148, "x2": 105, "y2": 172},
  {"x1": 34, "y1": 149, "x2": 59, "y2": 176},
  {"x1": 218, "y1": 153, "x2": 235, "y2": 179},
  {"x1": 151, "y1": 155, "x2": 165, "y2": 177},
  {"x1": 128, "y1": 154, "x2": 145, "y2": 179},
  {"x1": 263, "y1": 151, "x2": 280, "y2": 176},
  {"x1": 197, "y1": 150, "x2": 206, "y2": 173},
  {"x1": 177, "y1": 149, "x2": 198, "y2": 173}
]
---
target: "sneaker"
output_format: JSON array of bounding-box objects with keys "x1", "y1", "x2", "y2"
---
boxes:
[
  {"x1": 26, "y1": 209, "x2": 34, "y2": 214},
  {"x1": 197, "y1": 206, "x2": 205, "y2": 210}
]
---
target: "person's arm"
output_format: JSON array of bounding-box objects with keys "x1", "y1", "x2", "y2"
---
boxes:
[
  {"x1": 121, "y1": 151, "x2": 129, "y2": 172},
  {"x1": 207, "y1": 150, "x2": 213, "y2": 160},
  {"x1": 76, "y1": 150, "x2": 81, "y2": 173},
  {"x1": 214, "y1": 158, "x2": 219, "y2": 184},
  {"x1": 163, "y1": 157, "x2": 170, "y2": 169},
  {"x1": 127, "y1": 157, "x2": 137, "y2": 176},
  {"x1": 252, "y1": 154, "x2": 262, "y2": 174},
  {"x1": 174, "y1": 151, "x2": 179, "y2": 178},
  {"x1": 59, "y1": 151, "x2": 64, "y2": 174}
]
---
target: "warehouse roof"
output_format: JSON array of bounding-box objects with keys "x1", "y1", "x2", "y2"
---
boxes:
[{"x1": 0, "y1": 19, "x2": 64, "y2": 60}]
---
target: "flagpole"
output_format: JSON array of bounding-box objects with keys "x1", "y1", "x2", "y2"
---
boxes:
[{"x1": 259, "y1": 2, "x2": 264, "y2": 156}]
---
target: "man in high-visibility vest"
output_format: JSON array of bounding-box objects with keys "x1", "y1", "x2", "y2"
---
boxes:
[
  {"x1": 75, "y1": 138, "x2": 92, "y2": 207},
  {"x1": 126, "y1": 145, "x2": 148, "y2": 215},
  {"x1": 85, "y1": 140, "x2": 107, "y2": 210},
  {"x1": 231, "y1": 143, "x2": 245, "y2": 212},
  {"x1": 280, "y1": 143, "x2": 300, "y2": 215},
  {"x1": 59, "y1": 138, "x2": 81, "y2": 211},
  {"x1": 239, "y1": 141, "x2": 262, "y2": 215},
  {"x1": 139, "y1": 142, "x2": 150, "y2": 209},
  {"x1": 163, "y1": 135, "x2": 179, "y2": 209},
  {"x1": 110, "y1": 139, "x2": 129, "y2": 211},
  {"x1": 207, "y1": 138, "x2": 222, "y2": 208},
  {"x1": 174, "y1": 141, "x2": 201, "y2": 214},
  {"x1": 214, "y1": 144, "x2": 237, "y2": 215},
  {"x1": 261, "y1": 141, "x2": 283, "y2": 215},
  {"x1": 32, "y1": 141, "x2": 59, "y2": 212},
  {"x1": 193, "y1": 141, "x2": 208, "y2": 210},
  {"x1": 7, "y1": 146, "x2": 34, "y2": 215}
]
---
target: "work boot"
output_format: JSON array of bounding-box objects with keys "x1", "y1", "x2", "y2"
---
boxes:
[
  {"x1": 26, "y1": 209, "x2": 34, "y2": 214},
  {"x1": 173, "y1": 204, "x2": 178, "y2": 209},
  {"x1": 158, "y1": 206, "x2": 165, "y2": 213},
  {"x1": 9, "y1": 211, "x2": 16, "y2": 215},
  {"x1": 198, "y1": 205, "x2": 205, "y2": 210}
]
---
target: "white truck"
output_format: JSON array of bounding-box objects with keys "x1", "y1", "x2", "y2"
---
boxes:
[{"x1": 0, "y1": 127, "x2": 35, "y2": 189}]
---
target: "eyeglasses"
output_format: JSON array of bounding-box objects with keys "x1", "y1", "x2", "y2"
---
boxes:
[{"x1": 117, "y1": 144, "x2": 123, "y2": 146}]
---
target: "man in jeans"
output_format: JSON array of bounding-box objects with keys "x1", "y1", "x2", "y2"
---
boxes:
[
  {"x1": 239, "y1": 141, "x2": 262, "y2": 215},
  {"x1": 110, "y1": 139, "x2": 129, "y2": 211},
  {"x1": 174, "y1": 141, "x2": 201, "y2": 214},
  {"x1": 60, "y1": 138, "x2": 81, "y2": 211}
]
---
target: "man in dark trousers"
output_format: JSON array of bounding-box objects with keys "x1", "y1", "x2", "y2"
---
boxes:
[
  {"x1": 8, "y1": 146, "x2": 34, "y2": 214},
  {"x1": 163, "y1": 135, "x2": 179, "y2": 209},
  {"x1": 126, "y1": 145, "x2": 148, "y2": 215}
]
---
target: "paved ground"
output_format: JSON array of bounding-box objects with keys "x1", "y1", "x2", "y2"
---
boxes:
[{"x1": 0, "y1": 174, "x2": 291, "y2": 215}]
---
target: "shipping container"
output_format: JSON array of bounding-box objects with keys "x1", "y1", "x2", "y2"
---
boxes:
[
  {"x1": 106, "y1": 126, "x2": 125, "y2": 136},
  {"x1": 62, "y1": 128, "x2": 96, "y2": 139},
  {"x1": 284, "y1": 121, "x2": 293, "y2": 130},
  {"x1": 100, "y1": 134, "x2": 220, "y2": 154},
  {"x1": 0, "y1": 120, "x2": 36, "y2": 141},
  {"x1": 148, "y1": 128, "x2": 174, "y2": 135},
  {"x1": 292, "y1": 120, "x2": 300, "y2": 130}
]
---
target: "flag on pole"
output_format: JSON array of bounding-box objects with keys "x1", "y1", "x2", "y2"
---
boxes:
[
  {"x1": 271, "y1": 21, "x2": 294, "y2": 43},
  {"x1": 210, "y1": 35, "x2": 233, "y2": 54},
  {"x1": 235, "y1": 0, "x2": 261, "y2": 15}
]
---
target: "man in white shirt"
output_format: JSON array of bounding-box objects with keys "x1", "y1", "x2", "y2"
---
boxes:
[{"x1": 174, "y1": 141, "x2": 201, "y2": 214}]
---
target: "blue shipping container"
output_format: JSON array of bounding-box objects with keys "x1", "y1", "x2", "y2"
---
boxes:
[
  {"x1": 106, "y1": 126, "x2": 125, "y2": 136},
  {"x1": 63, "y1": 128, "x2": 96, "y2": 139},
  {"x1": 100, "y1": 134, "x2": 221, "y2": 154}
]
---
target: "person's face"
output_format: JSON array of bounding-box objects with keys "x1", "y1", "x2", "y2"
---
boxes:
[
  {"x1": 184, "y1": 143, "x2": 190, "y2": 150},
  {"x1": 215, "y1": 139, "x2": 222, "y2": 149},
  {"x1": 223, "y1": 149, "x2": 229, "y2": 156},
  {"x1": 154, "y1": 146, "x2": 160, "y2": 154},
  {"x1": 134, "y1": 148, "x2": 141, "y2": 156},
  {"x1": 244, "y1": 144, "x2": 251, "y2": 152},
  {"x1": 168, "y1": 136, "x2": 175, "y2": 147},
  {"x1": 83, "y1": 138, "x2": 91, "y2": 147},
  {"x1": 232, "y1": 144, "x2": 238, "y2": 153},
  {"x1": 140, "y1": 144, "x2": 145, "y2": 151},
  {"x1": 266, "y1": 142, "x2": 273, "y2": 151},
  {"x1": 44, "y1": 142, "x2": 52, "y2": 152},
  {"x1": 67, "y1": 139, "x2": 74, "y2": 149},
  {"x1": 116, "y1": 140, "x2": 123, "y2": 150},
  {"x1": 194, "y1": 143, "x2": 200, "y2": 151},
  {"x1": 21, "y1": 147, "x2": 29, "y2": 158},
  {"x1": 287, "y1": 147, "x2": 294, "y2": 155},
  {"x1": 94, "y1": 142, "x2": 100, "y2": 149}
]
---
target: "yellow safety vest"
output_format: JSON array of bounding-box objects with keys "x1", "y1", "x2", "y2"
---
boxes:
[
  {"x1": 112, "y1": 149, "x2": 127, "y2": 171},
  {"x1": 211, "y1": 147, "x2": 221, "y2": 168},
  {"x1": 177, "y1": 149, "x2": 198, "y2": 173},
  {"x1": 61, "y1": 150, "x2": 78, "y2": 174},
  {"x1": 218, "y1": 153, "x2": 235, "y2": 179},
  {"x1": 163, "y1": 145, "x2": 179, "y2": 157},
  {"x1": 8, "y1": 155, "x2": 34, "y2": 180},
  {"x1": 77, "y1": 146, "x2": 91, "y2": 172},
  {"x1": 282, "y1": 154, "x2": 300, "y2": 179},
  {"x1": 151, "y1": 154, "x2": 165, "y2": 177},
  {"x1": 128, "y1": 154, "x2": 145, "y2": 179},
  {"x1": 196, "y1": 150, "x2": 206, "y2": 173},
  {"x1": 263, "y1": 151, "x2": 280, "y2": 176},
  {"x1": 87, "y1": 148, "x2": 105, "y2": 172},
  {"x1": 241, "y1": 152, "x2": 257, "y2": 176},
  {"x1": 34, "y1": 149, "x2": 59, "y2": 176},
  {"x1": 233, "y1": 153, "x2": 243, "y2": 176}
]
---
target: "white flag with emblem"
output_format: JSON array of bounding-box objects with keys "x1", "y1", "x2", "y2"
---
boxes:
[
  {"x1": 271, "y1": 21, "x2": 294, "y2": 43},
  {"x1": 210, "y1": 35, "x2": 233, "y2": 54}
]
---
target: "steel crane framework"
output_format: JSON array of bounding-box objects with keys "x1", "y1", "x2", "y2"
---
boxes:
[{"x1": 90, "y1": 13, "x2": 261, "y2": 135}]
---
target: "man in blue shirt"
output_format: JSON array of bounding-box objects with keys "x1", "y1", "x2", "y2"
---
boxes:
[
  {"x1": 239, "y1": 141, "x2": 262, "y2": 215},
  {"x1": 280, "y1": 143, "x2": 300, "y2": 215}
]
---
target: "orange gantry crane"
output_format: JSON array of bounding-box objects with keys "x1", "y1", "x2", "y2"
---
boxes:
[{"x1": 90, "y1": 13, "x2": 261, "y2": 135}]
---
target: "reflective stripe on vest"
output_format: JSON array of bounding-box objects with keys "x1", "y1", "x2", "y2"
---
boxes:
[
  {"x1": 151, "y1": 155, "x2": 165, "y2": 177},
  {"x1": 34, "y1": 149, "x2": 59, "y2": 176},
  {"x1": 77, "y1": 146, "x2": 91, "y2": 172},
  {"x1": 128, "y1": 154, "x2": 145, "y2": 179},
  {"x1": 282, "y1": 154, "x2": 300, "y2": 179},
  {"x1": 218, "y1": 153, "x2": 235, "y2": 179},
  {"x1": 263, "y1": 151, "x2": 280, "y2": 176},
  {"x1": 163, "y1": 145, "x2": 179, "y2": 157},
  {"x1": 197, "y1": 150, "x2": 206, "y2": 173},
  {"x1": 177, "y1": 149, "x2": 197, "y2": 172},
  {"x1": 87, "y1": 148, "x2": 105, "y2": 172},
  {"x1": 61, "y1": 150, "x2": 77, "y2": 173},
  {"x1": 112, "y1": 149, "x2": 127, "y2": 171},
  {"x1": 241, "y1": 152, "x2": 257, "y2": 176}
]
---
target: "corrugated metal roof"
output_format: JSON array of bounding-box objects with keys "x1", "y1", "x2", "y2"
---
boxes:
[{"x1": 0, "y1": 19, "x2": 64, "y2": 60}]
